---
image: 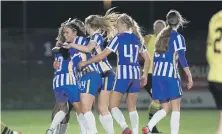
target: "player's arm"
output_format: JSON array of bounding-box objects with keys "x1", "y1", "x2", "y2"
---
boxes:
[
  {"x1": 83, "y1": 48, "x2": 112, "y2": 65},
  {"x1": 69, "y1": 34, "x2": 101, "y2": 53},
  {"x1": 140, "y1": 45, "x2": 151, "y2": 78},
  {"x1": 178, "y1": 50, "x2": 193, "y2": 89},
  {"x1": 69, "y1": 42, "x2": 96, "y2": 53},
  {"x1": 79, "y1": 36, "x2": 118, "y2": 69},
  {"x1": 175, "y1": 35, "x2": 193, "y2": 89}
]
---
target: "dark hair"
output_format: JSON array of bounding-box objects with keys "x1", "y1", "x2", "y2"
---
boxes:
[
  {"x1": 65, "y1": 18, "x2": 86, "y2": 37},
  {"x1": 155, "y1": 10, "x2": 188, "y2": 54}
]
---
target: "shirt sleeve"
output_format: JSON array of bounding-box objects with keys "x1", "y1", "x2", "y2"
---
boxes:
[
  {"x1": 177, "y1": 49, "x2": 188, "y2": 68},
  {"x1": 173, "y1": 34, "x2": 186, "y2": 52},
  {"x1": 106, "y1": 36, "x2": 119, "y2": 52}
]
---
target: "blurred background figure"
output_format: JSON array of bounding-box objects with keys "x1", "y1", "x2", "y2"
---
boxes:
[
  {"x1": 1, "y1": 122, "x2": 23, "y2": 134},
  {"x1": 206, "y1": 10, "x2": 222, "y2": 134}
]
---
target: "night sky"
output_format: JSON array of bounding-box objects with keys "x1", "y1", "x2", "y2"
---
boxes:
[{"x1": 2, "y1": 1, "x2": 222, "y2": 31}]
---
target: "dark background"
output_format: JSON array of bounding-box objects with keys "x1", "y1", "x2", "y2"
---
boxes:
[{"x1": 1, "y1": 1, "x2": 221, "y2": 109}]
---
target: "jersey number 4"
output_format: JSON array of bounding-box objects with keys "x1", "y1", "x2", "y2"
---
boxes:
[
  {"x1": 124, "y1": 44, "x2": 139, "y2": 63},
  {"x1": 214, "y1": 27, "x2": 222, "y2": 53}
]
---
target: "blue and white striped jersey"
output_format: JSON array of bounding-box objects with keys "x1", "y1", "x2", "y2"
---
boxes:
[
  {"x1": 106, "y1": 32, "x2": 147, "y2": 80},
  {"x1": 152, "y1": 30, "x2": 186, "y2": 79},
  {"x1": 53, "y1": 49, "x2": 76, "y2": 89},
  {"x1": 70, "y1": 36, "x2": 98, "y2": 78},
  {"x1": 90, "y1": 32, "x2": 113, "y2": 73}
]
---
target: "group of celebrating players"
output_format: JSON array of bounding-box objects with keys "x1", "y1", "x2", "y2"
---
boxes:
[
  {"x1": 43, "y1": 7, "x2": 222, "y2": 134},
  {"x1": 1, "y1": 6, "x2": 221, "y2": 134},
  {"x1": 45, "y1": 7, "x2": 192, "y2": 134}
]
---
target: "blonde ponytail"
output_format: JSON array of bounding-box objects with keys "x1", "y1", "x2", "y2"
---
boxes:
[
  {"x1": 155, "y1": 26, "x2": 172, "y2": 53},
  {"x1": 132, "y1": 20, "x2": 144, "y2": 45},
  {"x1": 85, "y1": 7, "x2": 120, "y2": 41}
]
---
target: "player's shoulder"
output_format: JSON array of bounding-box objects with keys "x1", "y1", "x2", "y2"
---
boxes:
[
  {"x1": 171, "y1": 30, "x2": 185, "y2": 40},
  {"x1": 92, "y1": 32, "x2": 103, "y2": 39}
]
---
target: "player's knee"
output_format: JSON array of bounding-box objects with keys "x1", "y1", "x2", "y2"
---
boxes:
[
  {"x1": 109, "y1": 101, "x2": 118, "y2": 111},
  {"x1": 98, "y1": 104, "x2": 109, "y2": 115},
  {"x1": 161, "y1": 104, "x2": 171, "y2": 113},
  {"x1": 57, "y1": 103, "x2": 68, "y2": 113},
  {"x1": 81, "y1": 104, "x2": 91, "y2": 113}
]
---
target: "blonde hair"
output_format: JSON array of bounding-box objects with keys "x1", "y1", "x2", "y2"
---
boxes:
[
  {"x1": 118, "y1": 13, "x2": 144, "y2": 45},
  {"x1": 155, "y1": 10, "x2": 189, "y2": 54},
  {"x1": 56, "y1": 18, "x2": 71, "y2": 43},
  {"x1": 85, "y1": 7, "x2": 120, "y2": 40}
]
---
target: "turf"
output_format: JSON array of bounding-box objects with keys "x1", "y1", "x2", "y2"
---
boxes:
[{"x1": 1, "y1": 109, "x2": 218, "y2": 134}]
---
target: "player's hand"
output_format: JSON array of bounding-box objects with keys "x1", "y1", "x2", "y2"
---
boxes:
[
  {"x1": 56, "y1": 40, "x2": 63, "y2": 46},
  {"x1": 53, "y1": 61, "x2": 60, "y2": 69},
  {"x1": 78, "y1": 61, "x2": 87, "y2": 70},
  {"x1": 140, "y1": 74, "x2": 147, "y2": 88},
  {"x1": 187, "y1": 76, "x2": 193, "y2": 90},
  {"x1": 62, "y1": 43, "x2": 71, "y2": 49}
]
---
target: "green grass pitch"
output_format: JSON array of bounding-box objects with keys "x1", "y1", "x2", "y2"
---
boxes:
[{"x1": 1, "y1": 109, "x2": 218, "y2": 134}]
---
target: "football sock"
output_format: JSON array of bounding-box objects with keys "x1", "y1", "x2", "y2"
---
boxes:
[
  {"x1": 111, "y1": 107, "x2": 128, "y2": 131},
  {"x1": 129, "y1": 111, "x2": 139, "y2": 134},
  {"x1": 170, "y1": 111, "x2": 180, "y2": 134},
  {"x1": 148, "y1": 109, "x2": 167, "y2": 131}
]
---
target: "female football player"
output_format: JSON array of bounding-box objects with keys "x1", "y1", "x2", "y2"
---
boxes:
[
  {"x1": 142, "y1": 10, "x2": 193, "y2": 134},
  {"x1": 142, "y1": 19, "x2": 166, "y2": 133},
  {"x1": 46, "y1": 19, "x2": 92, "y2": 134},
  {"x1": 64, "y1": 19, "x2": 102, "y2": 134},
  {"x1": 68, "y1": 8, "x2": 119, "y2": 134},
  {"x1": 78, "y1": 13, "x2": 151, "y2": 134},
  {"x1": 50, "y1": 19, "x2": 73, "y2": 134}
]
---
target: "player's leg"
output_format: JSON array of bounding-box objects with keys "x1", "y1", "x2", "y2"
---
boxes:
[
  {"x1": 64, "y1": 85, "x2": 88, "y2": 134},
  {"x1": 46, "y1": 91, "x2": 69, "y2": 134},
  {"x1": 145, "y1": 74, "x2": 161, "y2": 133},
  {"x1": 51, "y1": 104, "x2": 60, "y2": 134},
  {"x1": 50, "y1": 102, "x2": 70, "y2": 134},
  {"x1": 57, "y1": 101, "x2": 73, "y2": 134},
  {"x1": 1, "y1": 122, "x2": 23, "y2": 134},
  {"x1": 126, "y1": 80, "x2": 141, "y2": 134},
  {"x1": 98, "y1": 71, "x2": 115, "y2": 134},
  {"x1": 47, "y1": 103, "x2": 68, "y2": 134},
  {"x1": 80, "y1": 72, "x2": 102, "y2": 134},
  {"x1": 93, "y1": 89, "x2": 100, "y2": 115},
  {"x1": 126, "y1": 93, "x2": 139, "y2": 134},
  {"x1": 110, "y1": 79, "x2": 131, "y2": 133},
  {"x1": 143, "y1": 101, "x2": 170, "y2": 133},
  {"x1": 170, "y1": 98, "x2": 181, "y2": 134}
]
